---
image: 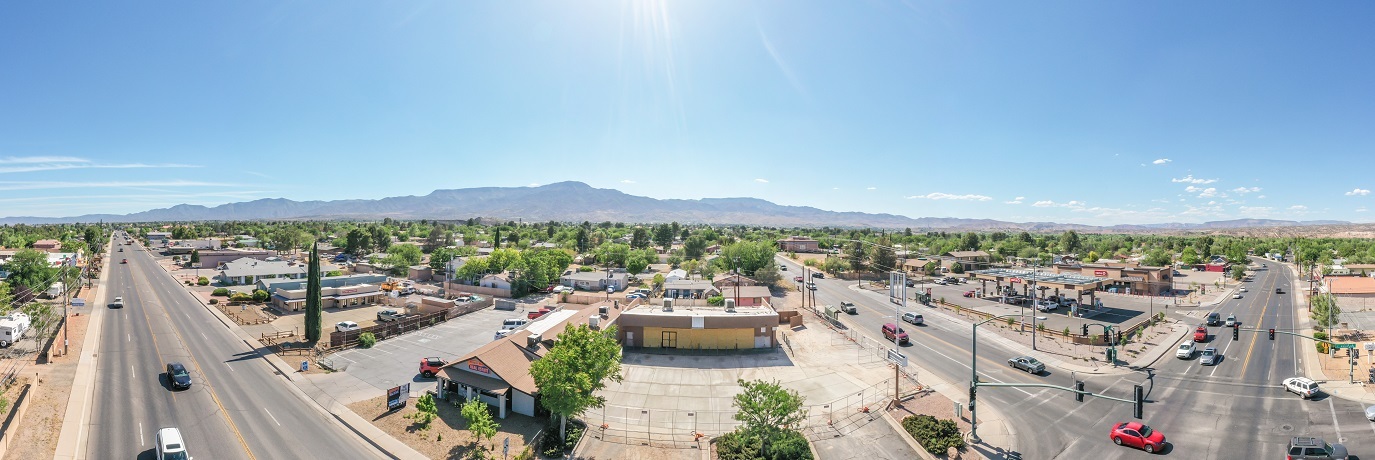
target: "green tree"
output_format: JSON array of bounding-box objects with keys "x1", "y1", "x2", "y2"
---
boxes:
[
  {"x1": 0, "y1": 282, "x2": 13, "y2": 311},
  {"x1": 653, "y1": 224, "x2": 675, "y2": 251},
  {"x1": 371, "y1": 226, "x2": 392, "y2": 252},
  {"x1": 950, "y1": 262, "x2": 965, "y2": 274},
  {"x1": 923, "y1": 261, "x2": 941, "y2": 276},
  {"x1": 190, "y1": 249, "x2": 201, "y2": 266},
  {"x1": 1311, "y1": 294, "x2": 1343, "y2": 329},
  {"x1": 630, "y1": 228, "x2": 651, "y2": 250},
  {"x1": 383, "y1": 243, "x2": 423, "y2": 269},
  {"x1": 345, "y1": 228, "x2": 371, "y2": 255},
  {"x1": 822, "y1": 256, "x2": 849, "y2": 275},
  {"x1": 304, "y1": 243, "x2": 323, "y2": 342},
  {"x1": 1084, "y1": 250, "x2": 1100, "y2": 263},
  {"x1": 1058, "y1": 230, "x2": 1082, "y2": 254},
  {"x1": 252, "y1": 289, "x2": 270, "y2": 302},
  {"x1": 1142, "y1": 249, "x2": 1172, "y2": 267},
  {"x1": 684, "y1": 235, "x2": 708, "y2": 260},
  {"x1": 752, "y1": 265, "x2": 781, "y2": 286},
  {"x1": 872, "y1": 237, "x2": 897, "y2": 272},
  {"x1": 625, "y1": 252, "x2": 650, "y2": 274},
  {"x1": 651, "y1": 273, "x2": 666, "y2": 292},
  {"x1": 406, "y1": 392, "x2": 438, "y2": 431},
  {"x1": 461, "y1": 398, "x2": 500, "y2": 455},
  {"x1": 1180, "y1": 246, "x2": 1200, "y2": 265},
  {"x1": 849, "y1": 241, "x2": 868, "y2": 273},
  {"x1": 961, "y1": 232, "x2": 980, "y2": 251},
  {"x1": 530, "y1": 324, "x2": 624, "y2": 442},
  {"x1": 732, "y1": 379, "x2": 807, "y2": 456},
  {"x1": 4, "y1": 249, "x2": 55, "y2": 302},
  {"x1": 719, "y1": 240, "x2": 777, "y2": 275},
  {"x1": 1229, "y1": 264, "x2": 1246, "y2": 281},
  {"x1": 83, "y1": 226, "x2": 102, "y2": 255},
  {"x1": 423, "y1": 227, "x2": 445, "y2": 253},
  {"x1": 575, "y1": 227, "x2": 590, "y2": 253}
]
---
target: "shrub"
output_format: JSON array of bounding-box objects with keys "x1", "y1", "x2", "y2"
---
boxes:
[
  {"x1": 901, "y1": 415, "x2": 965, "y2": 454},
  {"x1": 229, "y1": 292, "x2": 252, "y2": 302},
  {"x1": 716, "y1": 431, "x2": 763, "y2": 460},
  {"x1": 1314, "y1": 331, "x2": 1329, "y2": 341},
  {"x1": 212, "y1": 288, "x2": 230, "y2": 297},
  {"x1": 358, "y1": 332, "x2": 376, "y2": 348},
  {"x1": 715, "y1": 429, "x2": 812, "y2": 460},
  {"x1": 0, "y1": 396, "x2": 9, "y2": 414},
  {"x1": 1063, "y1": 326, "x2": 1071, "y2": 336},
  {"x1": 512, "y1": 446, "x2": 535, "y2": 460},
  {"x1": 707, "y1": 295, "x2": 725, "y2": 306},
  {"x1": 538, "y1": 420, "x2": 584, "y2": 456},
  {"x1": 197, "y1": 276, "x2": 209, "y2": 286},
  {"x1": 764, "y1": 430, "x2": 812, "y2": 460},
  {"x1": 1037, "y1": 323, "x2": 1046, "y2": 332},
  {"x1": 252, "y1": 289, "x2": 270, "y2": 302},
  {"x1": 578, "y1": 266, "x2": 595, "y2": 272},
  {"x1": 209, "y1": 299, "x2": 218, "y2": 305}
]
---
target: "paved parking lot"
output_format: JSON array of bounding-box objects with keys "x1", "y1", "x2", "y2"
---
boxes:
[{"x1": 323, "y1": 306, "x2": 528, "y2": 394}]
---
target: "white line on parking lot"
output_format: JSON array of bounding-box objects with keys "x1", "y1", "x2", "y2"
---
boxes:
[
  {"x1": 139, "y1": 422, "x2": 144, "y2": 446},
  {"x1": 263, "y1": 408, "x2": 281, "y2": 426},
  {"x1": 200, "y1": 332, "x2": 208, "y2": 341},
  {"x1": 225, "y1": 362, "x2": 235, "y2": 372}
]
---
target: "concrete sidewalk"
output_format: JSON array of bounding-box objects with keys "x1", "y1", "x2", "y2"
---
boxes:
[
  {"x1": 53, "y1": 244, "x2": 114, "y2": 460},
  {"x1": 1283, "y1": 262, "x2": 1375, "y2": 406}
]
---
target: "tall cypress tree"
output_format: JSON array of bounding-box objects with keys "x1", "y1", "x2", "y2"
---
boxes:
[{"x1": 305, "y1": 242, "x2": 323, "y2": 341}]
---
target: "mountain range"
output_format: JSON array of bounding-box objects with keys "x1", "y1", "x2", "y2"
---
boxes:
[{"x1": 0, "y1": 181, "x2": 1352, "y2": 231}]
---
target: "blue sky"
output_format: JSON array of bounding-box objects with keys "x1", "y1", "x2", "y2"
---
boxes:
[{"x1": 2, "y1": 1, "x2": 1373, "y2": 225}]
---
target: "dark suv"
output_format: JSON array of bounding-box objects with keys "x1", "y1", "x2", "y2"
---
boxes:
[
  {"x1": 1206, "y1": 312, "x2": 1221, "y2": 326},
  {"x1": 1285, "y1": 437, "x2": 1347, "y2": 460}
]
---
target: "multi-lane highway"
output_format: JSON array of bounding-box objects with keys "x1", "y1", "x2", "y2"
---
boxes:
[
  {"x1": 86, "y1": 233, "x2": 382, "y2": 459},
  {"x1": 779, "y1": 255, "x2": 1373, "y2": 459}
]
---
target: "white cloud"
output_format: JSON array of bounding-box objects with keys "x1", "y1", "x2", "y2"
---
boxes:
[
  {"x1": 1031, "y1": 200, "x2": 1085, "y2": 208},
  {"x1": 1231, "y1": 187, "x2": 1261, "y2": 194},
  {"x1": 832, "y1": 187, "x2": 840, "y2": 190},
  {"x1": 905, "y1": 192, "x2": 993, "y2": 201},
  {"x1": 1345, "y1": 188, "x2": 1371, "y2": 196},
  {"x1": 0, "y1": 156, "x2": 89, "y2": 164},
  {"x1": 1198, "y1": 188, "x2": 1219, "y2": 198},
  {"x1": 1288, "y1": 205, "x2": 1308, "y2": 211},
  {"x1": 866, "y1": 187, "x2": 876, "y2": 191},
  {"x1": 1152, "y1": 158, "x2": 1171, "y2": 165},
  {"x1": 1172, "y1": 175, "x2": 1217, "y2": 184},
  {"x1": 1357, "y1": 208, "x2": 1369, "y2": 213},
  {"x1": 1257, "y1": 195, "x2": 1266, "y2": 199},
  {"x1": 0, "y1": 180, "x2": 236, "y2": 191},
  {"x1": 1004, "y1": 196, "x2": 1025, "y2": 205},
  {"x1": 620, "y1": 179, "x2": 636, "y2": 184},
  {"x1": 755, "y1": 178, "x2": 769, "y2": 183},
  {"x1": 1184, "y1": 186, "x2": 1202, "y2": 193}
]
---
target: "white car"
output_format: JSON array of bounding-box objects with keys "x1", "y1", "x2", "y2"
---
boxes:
[
  {"x1": 1233, "y1": 294, "x2": 1243, "y2": 299},
  {"x1": 1284, "y1": 377, "x2": 1320, "y2": 399},
  {"x1": 1224, "y1": 315, "x2": 1238, "y2": 327},
  {"x1": 1239, "y1": 287, "x2": 1248, "y2": 292},
  {"x1": 1036, "y1": 301, "x2": 1058, "y2": 312},
  {"x1": 335, "y1": 321, "x2": 360, "y2": 332},
  {"x1": 156, "y1": 427, "x2": 191, "y2": 460},
  {"x1": 1176, "y1": 342, "x2": 1196, "y2": 359}
]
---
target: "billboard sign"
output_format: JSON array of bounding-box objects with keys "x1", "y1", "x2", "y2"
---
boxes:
[{"x1": 387, "y1": 383, "x2": 410, "y2": 410}]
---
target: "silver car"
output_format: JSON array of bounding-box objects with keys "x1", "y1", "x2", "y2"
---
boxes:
[
  {"x1": 1200, "y1": 347, "x2": 1220, "y2": 366},
  {"x1": 1365, "y1": 405, "x2": 1375, "y2": 421},
  {"x1": 1008, "y1": 356, "x2": 1044, "y2": 374}
]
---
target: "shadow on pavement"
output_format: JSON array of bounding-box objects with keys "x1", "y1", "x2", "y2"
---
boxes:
[{"x1": 968, "y1": 441, "x2": 1023, "y2": 459}]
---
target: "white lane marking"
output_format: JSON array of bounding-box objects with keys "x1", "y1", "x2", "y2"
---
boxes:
[
  {"x1": 1329, "y1": 397, "x2": 1344, "y2": 442},
  {"x1": 127, "y1": 333, "x2": 130, "y2": 342},
  {"x1": 131, "y1": 365, "x2": 135, "y2": 379},
  {"x1": 139, "y1": 422, "x2": 144, "y2": 446},
  {"x1": 225, "y1": 362, "x2": 235, "y2": 372},
  {"x1": 200, "y1": 332, "x2": 208, "y2": 341},
  {"x1": 263, "y1": 408, "x2": 282, "y2": 426},
  {"x1": 908, "y1": 335, "x2": 1035, "y2": 397}
]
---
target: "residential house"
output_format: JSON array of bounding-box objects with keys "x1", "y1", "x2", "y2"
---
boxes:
[
  {"x1": 712, "y1": 273, "x2": 759, "y2": 290},
  {"x1": 944, "y1": 250, "x2": 994, "y2": 270},
  {"x1": 721, "y1": 285, "x2": 772, "y2": 307},
  {"x1": 481, "y1": 272, "x2": 513, "y2": 290},
  {"x1": 32, "y1": 239, "x2": 62, "y2": 252},
  {"x1": 560, "y1": 271, "x2": 628, "y2": 292},
  {"x1": 776, "y1": 236, "x2": 820, "y2": 253},
  {"x1": 665, "y1": 269, "x2": 689, "y2": 283},
  {"x1": 216, "y1": 257, "x2": 308, "y2": 285},
  {"x1": 663, "y1": 280, "x2": 719, "y2": 299}
]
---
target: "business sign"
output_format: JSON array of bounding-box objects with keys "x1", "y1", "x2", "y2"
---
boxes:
[
  {"x1": 1094, "y1": 270, "x2": 1109, "y2": 277},
  {"x1": 1010, "y1": 277, "x2": 1023, "y2": 284},
  {"x1": 468, "y1": 360, "x2": 491, "y2": 374},
  {"x1": 386, "y1": 383, "x2": 410, "y2": 410},
  {"x1": 341, "y1": 288, "x2": 357, "y2": 295}
]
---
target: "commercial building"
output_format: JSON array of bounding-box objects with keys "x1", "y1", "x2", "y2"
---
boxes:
[
  {"x1": 1053, "y1": 262, "x2": 1174, "y2": 295},
  {"x1": 617, "y1": 298, "x2": 779, "y2": 349},
  {"x1": 434, "y1": 302, "x2": 625, "y2": 419},
  {"x1": 269, "y1": 279, "x2": 385, "y2": 311},
  {"x1": 216, "y1": 257, "x2": 308, "y2": 285},
  {"x1": 776, "y1": 236, "x2": 820, "y2": 253},
  {"x1": 198, "y1": 249, "x2": 275, "y2": 268},
  {"x1": 944, "y1": 250, "x2": 994, "y2": 271},
  {"x1": 146, "y1": 232, "x2": 173, "y2": 245},
  {"x1": 166, "y1": 238, "x2": 222, "y2": 255}
]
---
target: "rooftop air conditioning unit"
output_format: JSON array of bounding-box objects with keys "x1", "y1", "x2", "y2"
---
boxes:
[
  {"x1": 589, "y1": 316, "x2": 600, "y2": 330},
  {"x1": 599, "y1": 305, "x2": 608, "y2": 316},
  {"x1": 724, "y1": 298, "x2": 736, "y2": 312},
  {"x1": 663, "y1": 298, "x2": 673, "y2": 312},
  {"x1": 527, "y1": 334, "x2": 542, "y2": 349}
]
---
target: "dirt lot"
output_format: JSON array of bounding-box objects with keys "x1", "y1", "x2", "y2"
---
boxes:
[
  {"x1": 3, "y1": 285, "x2": 94, "y2": 460},
  {"x1": 348, "y1": 395, "x2": 544, "y2": 460}
]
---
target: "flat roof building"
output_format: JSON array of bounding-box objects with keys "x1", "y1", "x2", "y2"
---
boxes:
[{"x1": 617, "y1": 298, "x2": 778, "y2": 350}]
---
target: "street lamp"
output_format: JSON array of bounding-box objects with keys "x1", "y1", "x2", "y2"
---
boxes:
[{"x1": 969, "y1": 313, "x2": 1045, "y2": 444}]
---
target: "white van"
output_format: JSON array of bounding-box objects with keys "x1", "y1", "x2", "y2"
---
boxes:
[
  {"x1": 156, "y1": 427, "x2": 192, "y2": 460},
  {"x1": 502, "y1": 319, "x2": 529, "y2": 330}
]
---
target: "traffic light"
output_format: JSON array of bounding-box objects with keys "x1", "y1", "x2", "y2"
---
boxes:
[
  {"x1": 1075, "y1": 380, "x2": 1085, "y2": 402},
  {"x1": 1269, "y1": 328, "x2": 1275, "y2": 340},
  {"x1": 1082, "y1": 324, "x2": 1089, "y2": 337},
  {"x1": 968, "y1": 384, "x2": 977, "y2": 411},
  {"x1": 1133, "y1": 384, "x2": 1144, "y2": 419},
  {"x1": 1232, "y1": 324, "x2": 1240, "y2": 341}
]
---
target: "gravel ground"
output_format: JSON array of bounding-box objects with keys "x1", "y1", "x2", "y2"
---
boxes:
[{"x1": 347, "y1": 395, "x2": 544, "y2": 460}]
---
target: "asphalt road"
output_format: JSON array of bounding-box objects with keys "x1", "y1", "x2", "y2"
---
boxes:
[
  {"x1": 87, "y1": 233, "x2": 382, "y2": 459},
  {"x1": 779, "y1": 256, "x2": 1374, "y2": 459}
]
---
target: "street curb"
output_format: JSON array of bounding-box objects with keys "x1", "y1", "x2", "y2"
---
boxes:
[
  {"x1": 53, "y1": 240, "x2": 114, "y2": 460},
  {"x1": 880, "y1": 411, "x2": 938, "y2": 460}
]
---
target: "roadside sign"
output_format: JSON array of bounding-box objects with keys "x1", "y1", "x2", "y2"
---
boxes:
[
  {"x1": 72, "y1": 298, "x2": 86, "y2": 307},
  {"x1": 1332, "y1": 343, "x2": 1356, "y2": 349},
  {"x1": 887, "y1": 348, "x2": 907, "y2": 367},
  {"x1": 1365, "y1": 343, "x2": 1374, "y2": 351},
  {"x1": 387, "y1": 384, "x2": 409, "y2": 410}
]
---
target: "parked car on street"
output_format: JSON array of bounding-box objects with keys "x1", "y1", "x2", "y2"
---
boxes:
[
  {"x1": 1036, "y1": 301, "x2": 1058, "y2": 312},
  {"x1": 1276, "y1": 287, "x2": 1285, "y2": 294},
  {"x1": 793, "y1": 276, "x2": 804, "y2": 282},
  {"x1": 1176, "y1": 342, "x2": 1196, "y2": 359},
  {"x1": 1284, "y1": 377, "x2": 1320, "y2": 399},
  {"x1": 1364, "y1": 405, "x2": 1375, "y2": 422},
  {"x1": 1007, "y1": 356, "x2": 1044, "y2": 374},
  {"x1": 1109, "y1": 421, "x2": 1166, "y2": 454},
  {"x1": 1200, "y1": 347, "x2": 1220, "y2": 365},
  {"x1": 1285, "y1": 436, "x2": 1347, "y2": 460},
  {"x1": 806, "y1": 282, "x2": 817, "y2": 290}
]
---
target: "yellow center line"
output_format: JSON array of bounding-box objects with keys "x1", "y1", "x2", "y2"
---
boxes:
[
  {"x1": 1238, "y1": 266, "x2": 1278, "y2": 377},
  {"x1": 133, "y1": 251, "x2": 258, "y2": 460}
]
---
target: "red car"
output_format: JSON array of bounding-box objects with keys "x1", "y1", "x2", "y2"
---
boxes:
[
  {"x1": 527, "y1": 308, "x2": 553, "y2": 319},
  {"x1": 1110, "y1": 421, "x2": 1166, "y2": 453},
  {"x1": 419, "y1": 357, "x2": 446, "y2": 378},
  {"x1": 793, "y1": 276, "x2": 804, "y2": 283},
  {"x1": 1193, "y1": 325, "x2": 1208, "y2": 342},
  {"x1": 121, "y1": 259, "x2": 128, "y2": 264},
  {"x1": 963, "y1": 290, "x2": 975, "y2": 298}
]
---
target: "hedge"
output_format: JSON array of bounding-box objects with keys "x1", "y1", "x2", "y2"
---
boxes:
[{"x1": 901, "y1": 415, "x2": 965, "y2": 454}]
